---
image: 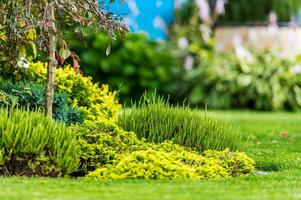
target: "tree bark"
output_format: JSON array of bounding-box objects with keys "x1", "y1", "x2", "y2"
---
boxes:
[{"x1": 45, "y1": 3, "x2": 57, "y2": 117}]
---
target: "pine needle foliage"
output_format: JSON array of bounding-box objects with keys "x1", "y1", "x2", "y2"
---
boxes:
[
  {"x1": 0, "y1": 107, "x2": 79, "y2": 176},
  {"x1": 119, "y1": 95, "x2": 240, "y2": 152}
]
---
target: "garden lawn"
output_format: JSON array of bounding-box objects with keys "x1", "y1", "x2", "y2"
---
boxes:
[{"x1": 1, "y1": 111, "x2": 301, "y2": 200}]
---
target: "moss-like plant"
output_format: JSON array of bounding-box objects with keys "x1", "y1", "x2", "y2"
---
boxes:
[
  {"x1": 73, "y1": 119, "x2": 145, "y2": 174},
  {"x1": 87, "y1": 148, "x2": 255, "y2": 180}
]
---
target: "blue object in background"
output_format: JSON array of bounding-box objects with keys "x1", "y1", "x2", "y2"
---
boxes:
[{"x1": 105, "y1": 0, "x2": 175, "y2": 40}]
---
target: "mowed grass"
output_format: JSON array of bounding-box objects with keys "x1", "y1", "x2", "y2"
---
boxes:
[
  {"x1": 1, "y1": 111, "x2": 301, "y2": 200},
  {"x1": 212, "y1": 111, "x2": 301, "y2": 171}
]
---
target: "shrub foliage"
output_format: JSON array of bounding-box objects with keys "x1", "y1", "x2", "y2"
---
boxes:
[
  {"x1": 72, "y1": 119, "x2": 144, "y2": 174},
  {"x1": 87, "y1": 147, "x2": 254, "y2": 180},
  {"x1": 70, "y1": 33, "x2": 182, "y2": 103},
  {"x1": 185, "y1": 51, "x2": 301, "y2": 111},
  {"x1": 0, "y1": 107, "x2": 79, "y2": 177},
  {"x1": 22, "y1": 62, "x2": 121, "y2": 122},
  {"x1": 0, "y1": 80, "x2": 84, "y2": 125},
  {"x1": 0, "y1": 62, "x2": 255, "y2": 180},
  {"x1": 74, "y1": 117, "x2": 254, "y2": 180}
]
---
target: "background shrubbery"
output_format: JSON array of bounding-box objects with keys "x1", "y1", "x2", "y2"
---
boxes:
[
  {"x1": 66, "y1": 18, "x2": 301, "y2": 111},
  {"x1": 183, "y1": 51, "x2": 301, "y2": 111},
  {"x1": 218, "y1": 0, "x2": 301, "y2": 23},
  {"x1": 70, "y1": 33, "x2": 182, "y2": 103}
]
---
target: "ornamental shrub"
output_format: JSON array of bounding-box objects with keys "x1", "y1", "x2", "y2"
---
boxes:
[
  {"x1": 21, "y1": 62, "x2": 121, "y2": 122},
  {"x1": 0, "y1": 107, "x2": 79, "y2": 177},
  {"x1": 88, "y1": 149, "x2": 198, "y2": 180},
  {"x1": 0, "y1": 80, "x2": 84, "y2": 125},
  {"x1": 72, "y1": 119, "x2": 145, "y2": 174},
  {"x1": 118, "y1": 96, "x2": 240, "y2": 152},
  {"x1": 74, "y1": 117, "x2": 254, "y2": 179},
  {"x1": 87, "y1": 148, "x2": 255, "y2": 180},
  {"x1": 204, "y1": 149, "x2": 256, "y2": 177}
]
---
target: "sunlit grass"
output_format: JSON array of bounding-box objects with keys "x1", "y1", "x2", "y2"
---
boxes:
[{"x1": 1, "y1": 111, "x2": 301, "y2": 200}]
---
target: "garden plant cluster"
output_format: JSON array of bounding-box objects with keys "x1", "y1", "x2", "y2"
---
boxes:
[
  {"x1": 0, "y1": 63, "x2": 255, "y2": 179},
  {"x1": 0, "y1": 0, "x2": 301, "y2": 194}
]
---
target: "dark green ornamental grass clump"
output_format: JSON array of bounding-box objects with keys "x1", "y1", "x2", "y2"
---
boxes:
[
  {"x1": 0, "y1": 107, "x2": 79, "y2": 177},
  {"x1": 118, "y1": 95, "x2": 240, "y2": 152}
]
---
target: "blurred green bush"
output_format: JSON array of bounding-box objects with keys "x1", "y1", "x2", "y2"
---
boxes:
[
  {"x1": 70, "y1": 29, "x2": 301, "y2": 111},
  {"x1": 170, "y1": 0, "x2": 301, "y2": 111},
  {"x1": 70, "y1": 33, "x2": 182, "y2": 104},
  {"x1": 184, "y1": 50, "x2": 301, "y2": 111},
  {"x1": 65, "y1": 2, "x2": 301, "y2": 111}
]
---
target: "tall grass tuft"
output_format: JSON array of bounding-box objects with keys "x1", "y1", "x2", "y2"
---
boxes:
[
  {"x1": 119, "y1": 95, "x2": 240, "y2": 151},
  {"x1": 0, "y1": 107, "x2": 79, "y2": 176}
]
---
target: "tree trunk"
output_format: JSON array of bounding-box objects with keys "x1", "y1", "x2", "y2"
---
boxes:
[{"x1": 45, "y1": 3, "x2": 57, "y2": 117}]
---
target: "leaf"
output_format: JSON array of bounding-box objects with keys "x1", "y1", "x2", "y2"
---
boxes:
[
  {"x1": 18, "y1": 46, "x2": 26, "y2": 57},
  {"x1": 59, "y1": 48, "x2": 71, "y2": 63},
  {"x1": 15, "y1": 72, "x2": 22, "y2": 81},
  {"x1": 29, "y1": 42, "x2": 37, "y2": 59},
  {"x1": 106, "y1": 44, "x2": 111, "y2": 56},
  {"x1": 25, "y1": 29, "x2": 36, "y2": 41},
  {"x1": 72, "y1": 57, "x2": 81, "y2": 74}
]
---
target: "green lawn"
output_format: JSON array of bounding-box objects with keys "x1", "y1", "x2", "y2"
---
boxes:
[{"x1": 1, "y1": 111, "x2": 301, "y2": 200}]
